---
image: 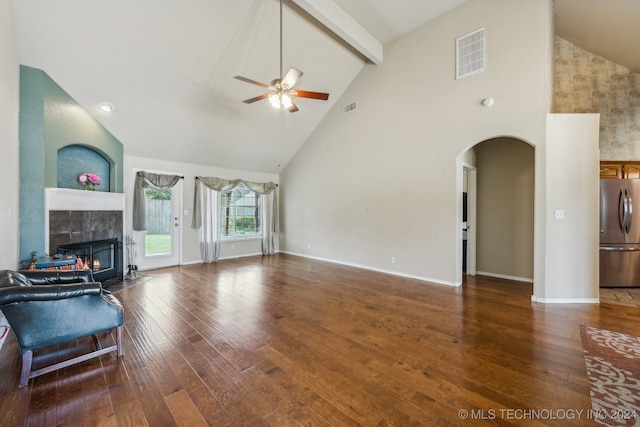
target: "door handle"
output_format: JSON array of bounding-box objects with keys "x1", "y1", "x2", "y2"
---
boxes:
[
  {"x1": 627, "y1": 189, "x2": 633, "y2": 233},
  {"x1": 619, "y1": 189, "x2": 626, "y2": 232}
]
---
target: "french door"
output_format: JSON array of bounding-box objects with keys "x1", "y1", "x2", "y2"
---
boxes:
[{"x1": 136, "y1": 180, "x2": 182, "y2": 271}]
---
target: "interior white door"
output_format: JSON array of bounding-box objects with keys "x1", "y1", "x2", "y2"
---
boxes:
[
  {"x1": 465, "y1": 166, "x2": 477, "y2": 275},
  {"x1": 136, "y1": 180, "x2": 182, "y2": 271}
]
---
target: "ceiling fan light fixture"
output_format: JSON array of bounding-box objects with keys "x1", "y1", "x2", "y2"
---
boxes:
[
  {"x1": 281, "y1": 94, "x2": 292, "y2": 109},
  {"x1": 269, "y1": 93, "x2": 280, "y2": 108},
  {"x1": 269, "y1": 92, "x2": 292, "y2": 109}
]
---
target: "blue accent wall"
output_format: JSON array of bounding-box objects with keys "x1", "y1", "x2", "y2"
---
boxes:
[
  {"x1": 19, "y1": 66, "x2": 46, "y2": 261},
  {"x1": 57, "y1": 145, "x2": 111, "y2": 191},
  {"x1": 19, "y1": 65, "x2": 124, "y2": 260}
]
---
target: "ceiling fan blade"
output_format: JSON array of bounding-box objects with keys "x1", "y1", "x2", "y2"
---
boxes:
[
  {"x1": 294, "y1": 89, "x2": 330, "y2": 101},
  {"x1": 242, "y1": 93, "x2": 270, "y2": 104},
  {"x1": 287, "y1": 100, "x2": 299, "y2": 113},
  {"x1": 234, "y1": 75, "x2": 269, "y2": 88},
  {"x1": 282, "y1": 68, "x2": 303, "y2": 89}
]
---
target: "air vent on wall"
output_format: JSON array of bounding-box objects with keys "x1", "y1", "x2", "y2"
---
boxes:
[
  {"x1": 343, "y1": 101, "x2": 357, "y2": 114},
  {"x1": 456, "y1": 27, "x2": 486, "y2": 79}
]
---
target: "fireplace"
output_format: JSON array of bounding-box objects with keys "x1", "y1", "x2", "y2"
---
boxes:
[
  {"x1": 57, "y1": 238, "x2": 123, "y2": 286},
  {"x1": 45, "y1": 188, "x2": 126, "y2": 287}
]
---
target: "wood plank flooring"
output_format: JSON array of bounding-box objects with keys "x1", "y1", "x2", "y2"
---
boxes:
[{"x1": 2, "y1": 253, "x2": 640, "y2": 426}]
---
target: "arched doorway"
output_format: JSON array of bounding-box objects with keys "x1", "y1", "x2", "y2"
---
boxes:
[{"x1": 461, "y1": 137, "x2": 534, "y2": 283}]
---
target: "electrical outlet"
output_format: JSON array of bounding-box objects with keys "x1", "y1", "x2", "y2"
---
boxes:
[
  {"x1": 555, "y1": 210, "x2": 565, "y2": 219},
  {"x1": 391, "y1": 256, "x2": 396, "y2": 264}
]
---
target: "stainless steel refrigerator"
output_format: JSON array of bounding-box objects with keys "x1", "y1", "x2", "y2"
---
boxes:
[{"x1": 600, "y1": 179, "x2": 640, "y2": 287}]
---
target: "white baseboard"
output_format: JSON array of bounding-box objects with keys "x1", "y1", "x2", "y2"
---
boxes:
[
  {"x1": 280, "y1": 251, "x2": 461, "y2": 287},
  {"x1": 531, "y1": 295, "x2": 599, "y2": 304},
  {"x1": 218, "y1": 252, "x2": 265, "y2": 261}
]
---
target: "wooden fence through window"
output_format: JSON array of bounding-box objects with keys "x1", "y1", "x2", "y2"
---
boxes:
[{"x1": 146, "y1": 199, "x2": 171, "y2": 234}]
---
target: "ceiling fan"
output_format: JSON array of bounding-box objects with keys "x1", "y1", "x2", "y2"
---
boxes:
[{"x1": 234, "y1": 0, "x2": 329, "y2": 113}]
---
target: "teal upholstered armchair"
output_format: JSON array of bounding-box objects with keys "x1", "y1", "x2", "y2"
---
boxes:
[{"x1": 0, "y1": 270, "x2": 124, "y2": 387}]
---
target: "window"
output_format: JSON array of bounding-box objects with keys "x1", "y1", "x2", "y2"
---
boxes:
[{"x1": 220, "y1": 184, "x2": 262, "y2": 238}]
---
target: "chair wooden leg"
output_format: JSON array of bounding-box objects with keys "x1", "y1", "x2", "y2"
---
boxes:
[
  {"x1": 19, "y1": 351, "x2": 33, "y2": 388},
  {"x1": 116, "y1": 326, "x2": 124, "y2": 357}
]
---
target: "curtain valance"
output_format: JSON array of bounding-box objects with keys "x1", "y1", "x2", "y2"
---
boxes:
[{"x1": 191, "y1": 177, "x2": 277, "y2": 228}]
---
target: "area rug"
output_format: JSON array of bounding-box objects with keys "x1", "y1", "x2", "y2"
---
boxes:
[{"x1": 580, "y1": 325, "x2": 640, "y2": 426}]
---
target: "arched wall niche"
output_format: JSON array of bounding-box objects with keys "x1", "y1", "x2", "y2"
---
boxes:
[{"x1": 57, "y1": 144, "x2": 112, "y2": 191}]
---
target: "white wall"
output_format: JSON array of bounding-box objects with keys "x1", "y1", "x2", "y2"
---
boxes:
[
  {"x1": 0, "y1": 1, "x2": 20, "y2": 269},
  {"x1": 475, "y1": 138, "x2": 534, "y2": 281},
  {"x1": 540, "y1": 114, "x2": 600, "y2": 302},
  {"x1": 124, "y1": 155, "x2": 279, "y2": 267},
  {"x1": 280, "y1": 0, "x2": 552, "y2": 286}
]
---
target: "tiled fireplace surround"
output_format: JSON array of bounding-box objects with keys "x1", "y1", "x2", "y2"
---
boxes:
[
  {"x1": 49, "y1": 211, "x2": 123, "y2": 255},
  {"x1": 45, "y1": 188, "x2": 125, "y2": 256}
]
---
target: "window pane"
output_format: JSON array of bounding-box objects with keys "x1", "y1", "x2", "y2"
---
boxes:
[
  {"x1": 145, "y1": 188, "x2": 172, "y2": 255},
  {"x1": 220, "y1": 185, "x2": 262, "y2": 238}
]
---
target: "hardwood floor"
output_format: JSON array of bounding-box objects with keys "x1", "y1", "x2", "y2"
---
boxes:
[{"x1": 2, "y1": 254, "x2": 640, "y2": 426}]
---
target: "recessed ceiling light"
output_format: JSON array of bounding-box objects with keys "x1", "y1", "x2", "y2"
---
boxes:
[{"x1": 98, "y1": 101, "x2": 114, "y2": 112}]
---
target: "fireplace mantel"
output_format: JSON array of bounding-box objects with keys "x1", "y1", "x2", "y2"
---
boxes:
[{"x1": 45, "y1": 188, "x2": 125, "y2": 211}]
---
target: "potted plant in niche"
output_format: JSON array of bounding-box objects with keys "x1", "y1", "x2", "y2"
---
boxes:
[{"x1": 78, "y1": 173, "x2": 101, "y2": 191}]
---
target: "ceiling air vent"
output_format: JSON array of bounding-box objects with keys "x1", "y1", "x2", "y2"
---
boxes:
[
  {"x1": 343, "y1": 101, "x2": 357, "y2": 114},
  {"x1": 456, "y1": 27, "x2": 486, "y2": 79}
]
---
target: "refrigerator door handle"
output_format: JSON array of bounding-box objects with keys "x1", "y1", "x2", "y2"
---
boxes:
[
  {"x1": 619, "y1": 188, "x2": 626, "y2": 233},
  {"x1": 626, "y1": 188, "x2": 633, "y2": 234}
]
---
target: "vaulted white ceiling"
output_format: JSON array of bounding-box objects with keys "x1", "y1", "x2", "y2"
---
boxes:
[{"x1": 10, "y1": 0, "x2": 638, "y2": 174}]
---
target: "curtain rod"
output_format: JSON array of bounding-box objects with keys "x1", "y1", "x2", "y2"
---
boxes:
[
  {"x1": 195, "y1": 176, "x2": 278, "y2": 186},
  {"x1": 137, "y1": 171, "x2": 184, "y2": 179}
]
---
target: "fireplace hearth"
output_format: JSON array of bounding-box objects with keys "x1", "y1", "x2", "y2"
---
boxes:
[{"x1": 58, "y1": 238, "x2": 123, "y2": 286}]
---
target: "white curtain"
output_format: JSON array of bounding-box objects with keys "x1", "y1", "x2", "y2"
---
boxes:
[
  {"x1": 192, "y1": 177, "x2": 278, "y2": 263},
  {"x1": 262, "y1": 190, "x2": 277, "y2": 255},
  {"x1": 197, "y1": 183, "x2": 221, "y2": 263}
]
